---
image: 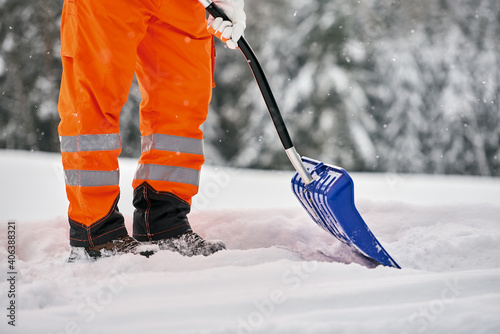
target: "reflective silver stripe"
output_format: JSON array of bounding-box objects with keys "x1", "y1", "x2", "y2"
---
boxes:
[
  {"x1": 134, "y1": 164, "x2": 200, "y2": 187},
  {"x1": 60, "y1": 133, "x2": 121, "y2": 152},
  {"x1": 141, "y1": 134, "x2": 204, "y2": 155},
  {"x1": 64, "y1": 169, "x2": 120, "y2": 187}
]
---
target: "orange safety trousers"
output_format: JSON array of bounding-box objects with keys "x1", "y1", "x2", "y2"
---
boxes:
[{"x1": 58, "y1": 0, "x2": 214, "y2": 246}]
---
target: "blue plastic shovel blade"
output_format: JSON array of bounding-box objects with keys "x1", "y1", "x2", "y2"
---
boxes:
[{"x1": 291, "y1": 157, "x2": 400, "y2": 268}]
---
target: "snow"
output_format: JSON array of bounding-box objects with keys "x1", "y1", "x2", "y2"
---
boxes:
[{"x1": 1, "y1": 149, "x2": 499, "y2": 334}]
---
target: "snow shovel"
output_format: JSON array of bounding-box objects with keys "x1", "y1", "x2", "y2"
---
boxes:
[{"x1": 200, "y1": 0, "x2": 400, "y2": 268}]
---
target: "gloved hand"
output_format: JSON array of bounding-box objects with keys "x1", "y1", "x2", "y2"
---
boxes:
[{"x1": 207, "y1": 0, "x2": 246, "y2": 49}]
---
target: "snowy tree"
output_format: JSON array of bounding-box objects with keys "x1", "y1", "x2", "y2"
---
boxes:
[
  {"x1": 205, "y1": 0, "x2": 500, "y2": 175},
  {"x1": 0, "y1": 0, "x2": 62, "y2": 151},
  {"x1": 359, "y1": 0, "x2": 500, "y2": 175},
  {"x1": 208, "y1": 0, "x2": 378, "y2": 170}
]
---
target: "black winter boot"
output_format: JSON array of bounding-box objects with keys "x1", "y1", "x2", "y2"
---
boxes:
[{"x1": 133, "y1": 182, "x2": 192, "y2": 242}]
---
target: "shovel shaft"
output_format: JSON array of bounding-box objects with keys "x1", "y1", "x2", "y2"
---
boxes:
[
  {"x1": 203, "y1": 0, "x2": 293, "y2": 149},
  {"x1": 237, "y1": 38, "x2": 294, "y2": 150},
  {"x1": 201, "y1": 0, "x2": 313, "y2": 184}
]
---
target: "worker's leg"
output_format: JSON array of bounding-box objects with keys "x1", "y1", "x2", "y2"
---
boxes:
[
  {"x1": 58, "y1": 0, "x2": 157, "y2": 247},
  {"x1": 132, "y1": 0, "x2": 215, "y2": 241}
]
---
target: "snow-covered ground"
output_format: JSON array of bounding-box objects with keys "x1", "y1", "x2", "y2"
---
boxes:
[{"x1": 1, "y1": 149, "x2": 499, "y2": 333}]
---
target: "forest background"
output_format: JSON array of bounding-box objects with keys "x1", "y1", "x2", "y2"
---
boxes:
[{"x1": 1, "y1": 0, "x2": 499, "y2": 176}]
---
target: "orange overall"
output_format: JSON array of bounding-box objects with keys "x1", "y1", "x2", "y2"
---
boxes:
[{"x1": 58, "y1": 0, "x2": 214, "y2": 246}]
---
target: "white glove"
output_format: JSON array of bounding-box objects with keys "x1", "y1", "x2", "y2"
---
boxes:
[{"x1": 207, "y1": 0, "x2": 246, "y2": 49}]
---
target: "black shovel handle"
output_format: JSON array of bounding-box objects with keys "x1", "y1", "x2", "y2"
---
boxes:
[{"x1": 203, "y1": 1, "x2": 294, "y2": 150}]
